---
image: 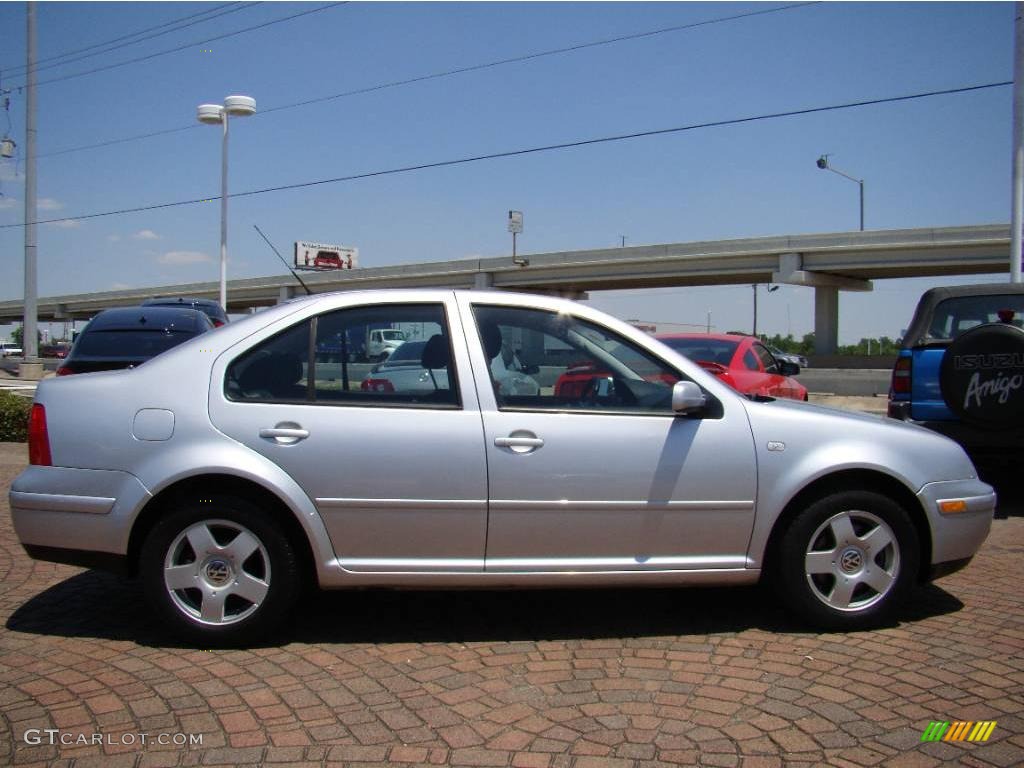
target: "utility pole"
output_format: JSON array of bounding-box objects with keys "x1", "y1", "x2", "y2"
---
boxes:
[
  {"x1": 1011, "y1": 1, "x2": 1024, "y2": 282},
  {"x1": 752, "y1": 284, "x2": 758, "y2": 336},
  {"x1": 21, "y1": 1, "x2": 41, "y2": 379}
]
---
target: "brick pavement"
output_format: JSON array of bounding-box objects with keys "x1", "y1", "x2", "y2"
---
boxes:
[{"x1": 0, "y1": 442, "x2": 1022, "y2": 767}]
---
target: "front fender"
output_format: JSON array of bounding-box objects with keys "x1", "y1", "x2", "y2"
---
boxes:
[{"x1": 741, "y1": 398, "x2": 977, "y2": 568}]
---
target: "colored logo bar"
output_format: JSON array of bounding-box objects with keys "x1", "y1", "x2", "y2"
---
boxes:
[{"x1": 921, "y1": 721, "x2": 997, "y2": 742}]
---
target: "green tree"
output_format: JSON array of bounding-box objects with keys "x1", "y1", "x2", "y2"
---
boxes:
[{"x1": 10, "y1": 325, "x2": 42, "y2": 347}]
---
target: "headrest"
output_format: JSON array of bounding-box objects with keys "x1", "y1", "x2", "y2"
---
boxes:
[
  {"x1": 421, "y1": 334, "x2": 450, "y2": 370},
  {"x1": 479, "y1": 323, "x2": 502, "y2": 360}
]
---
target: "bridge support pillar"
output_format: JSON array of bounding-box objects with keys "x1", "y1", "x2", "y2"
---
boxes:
[
  {"x1": 814, "y1": 286, "x2": 839, "y2": 355},
  {"x1": 474, "y1": 272, "x2": 493, "y2": 289},
  {"x1": 277, "y1": 286, "x2": 293, "y2": 304}
]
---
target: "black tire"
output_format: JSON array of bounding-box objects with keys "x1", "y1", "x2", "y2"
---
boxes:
[
  {"x1": 773, "y1": 491, "x2": 919, "y2": 630},
  {"x1": 140, "y1": 496, "x2": 301, "y2": 647}
]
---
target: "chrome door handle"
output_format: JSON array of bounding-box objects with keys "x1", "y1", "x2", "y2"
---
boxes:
[
  {"x1": 494, "y1": 435, "x2": 544, "y2": 454},
  {"x1": 259, "y1": 426, "x2": 309, "y2": 444}
]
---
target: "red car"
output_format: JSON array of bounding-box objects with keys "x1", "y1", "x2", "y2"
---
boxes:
[{"x1": 656, "y1": 333, "x2": 808, "y2": 401}]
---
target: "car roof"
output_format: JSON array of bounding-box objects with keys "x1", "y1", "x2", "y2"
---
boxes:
[
  {"x1": 142, "y1": 296, "x2": 221, "y2": 308},
  {"x1": 85, "y1": 306, "x2": 212, "y2": 332}
]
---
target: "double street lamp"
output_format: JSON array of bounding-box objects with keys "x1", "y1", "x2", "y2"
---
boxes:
[
  {"x1": 816, "y1": 154, "x2": 864, "y2": 231},
  {"x1": 197, "y1": 95, "x2": 256, "y2": 311}
]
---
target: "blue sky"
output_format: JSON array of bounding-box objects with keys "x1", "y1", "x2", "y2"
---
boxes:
[{"x1": 0, "y1": 1, "x2": 1014, "y2": 343}]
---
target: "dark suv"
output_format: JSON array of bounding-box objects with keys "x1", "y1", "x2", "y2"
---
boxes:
[
  {"x1": 57, "y1": 306, "x2": 213, "y2": 375},
  {"x1": 141, "y1": 296, "x2": 228, "y2": 327},
  {"x1": 888, "y1": 283, "x2": 1024, "y2": 472}
]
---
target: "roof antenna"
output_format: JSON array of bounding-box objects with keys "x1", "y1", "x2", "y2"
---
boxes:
[{"x1": 253, "y1": 224, "x2": 312, "y2": 296}]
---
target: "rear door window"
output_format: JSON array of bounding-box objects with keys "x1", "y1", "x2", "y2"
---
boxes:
[{"x1": 226, "y1": 303, "x2": 460, "y2": 408}]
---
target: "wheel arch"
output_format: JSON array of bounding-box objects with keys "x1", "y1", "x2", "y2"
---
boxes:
[
  {"x1": 762, "y1": 469, "x2": 932, "y2": 584},
  {"x1": 126, "y1": 474, "x2": 318, "y2": 588}
]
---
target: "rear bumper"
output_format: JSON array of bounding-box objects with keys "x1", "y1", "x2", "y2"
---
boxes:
[{"x1": 10, "y1": 466, "x2": 152, "y2": 558}]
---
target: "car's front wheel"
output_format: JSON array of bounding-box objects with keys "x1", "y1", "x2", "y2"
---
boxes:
[
  {"x1": 775, "y1": 491, "x2": 919, "y2": 630},
  {"x1": 140, "y1": 497, "x2": 300, "y2": 646}
]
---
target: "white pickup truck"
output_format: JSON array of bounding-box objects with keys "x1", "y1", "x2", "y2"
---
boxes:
[{"x1": 366, "y1": 328, "x2": 407, "y2": 361}]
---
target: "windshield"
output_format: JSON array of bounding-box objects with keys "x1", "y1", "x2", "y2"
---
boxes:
[{"x1": 660, "y1": 337, "x2": 738, "y2": 365}]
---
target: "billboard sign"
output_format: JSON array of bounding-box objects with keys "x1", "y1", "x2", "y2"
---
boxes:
[
  {"x1": 507, "y1": 210, "x2": 523, "y2": 234},
  {"x1": 294, "y1": 241, "x2": 359, "y2": 271}
]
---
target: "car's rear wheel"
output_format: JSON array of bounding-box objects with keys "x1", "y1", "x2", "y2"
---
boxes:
[
  {"x1": 775, "y1": 491, "x2": 919, "y2": 630},
  {"x1": 140, "y1": 497, "x2": 300, "y2": 646}
]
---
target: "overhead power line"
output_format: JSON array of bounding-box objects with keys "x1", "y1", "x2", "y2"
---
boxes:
[
  {"x1": 263, "y1": 2, "x2": 822, "y2": 115},
  {"x1": 9, "y1": 2, "x2": 345, "y2": 90},
  {"x1": 1, "y1": 2, "x2": 249, "y2": 77},
  {"x1": 37, "y1": 2, "x2": 818, "y2": 159},
  {"x1": 1, "y1": 81, "x2": 1009, "y2": 231}
]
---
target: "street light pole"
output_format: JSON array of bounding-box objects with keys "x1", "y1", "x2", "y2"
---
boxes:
[
  {"x1": 198, "y1": 95, "x2": 256, "y2": 311},
  {"x1": 219, "y1": 111, "x2": 229, "y2": 311},
  {"x1": 816, "y1": 155, "x2": 864, "y2": 231},
  {"x1": 752, "y1": 283, "x2": 779, "y2": 337}
]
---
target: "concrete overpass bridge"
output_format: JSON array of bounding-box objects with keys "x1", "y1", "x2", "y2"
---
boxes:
[{"x1": 0, "y1": 224, "x2": 1011, "y2": 353}]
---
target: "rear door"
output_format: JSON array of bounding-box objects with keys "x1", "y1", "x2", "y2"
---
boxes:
[{"x1": 209, "y1": 296, "x2": 489, "y2": 572}]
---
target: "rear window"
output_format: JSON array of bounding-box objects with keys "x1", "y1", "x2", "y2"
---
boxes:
[
  {"x1": 74, "y1": 330, "x2": 199, "y2": 358},
  {"x1": 927, "y1": 295, "x2": 1024, "y2": 340},
  {"x1": 660, "y1": 337, "x2": 738, "y2": 365}
]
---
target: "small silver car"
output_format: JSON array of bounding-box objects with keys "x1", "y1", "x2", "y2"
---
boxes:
[{"x1": 10, "y1": 290, "x2": 994, "y2": 645}]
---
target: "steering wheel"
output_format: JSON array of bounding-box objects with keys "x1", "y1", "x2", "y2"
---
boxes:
[{"x1": 579, "y1": 376, "x2": 608, "y2": 405}]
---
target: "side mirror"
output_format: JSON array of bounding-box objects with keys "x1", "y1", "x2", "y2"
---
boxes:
[
  {"x1": 671, "y1": 380, "x2": 706, "y2": 415},
  {"x1": 778, "y1": 361, "x2": 801, "y2": 376}
]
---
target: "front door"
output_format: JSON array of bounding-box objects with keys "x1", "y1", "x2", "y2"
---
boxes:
[{"x1": 459, "y1": 299, "x2": 758, "y2": 573}]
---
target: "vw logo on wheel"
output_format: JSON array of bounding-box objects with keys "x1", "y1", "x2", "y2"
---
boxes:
[
  {"x1": 204, "y1": 560, "x2": 231, "y2": 586},
  {"x1": 840, "y1": 548, "x2": 863, "y2": 573}
]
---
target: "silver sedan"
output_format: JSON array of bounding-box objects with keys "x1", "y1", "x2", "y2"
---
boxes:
[{"x1": 10, "y1": 290, "x2": 994, "y2": 645}]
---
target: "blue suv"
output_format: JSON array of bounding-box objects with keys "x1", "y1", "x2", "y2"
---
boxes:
[{"x1": 888, "y1": 283, "x2": 1024, "y2": 473}]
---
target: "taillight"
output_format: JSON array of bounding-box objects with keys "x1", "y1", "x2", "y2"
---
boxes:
[
  {"x1": 55, "y1": 364, "x2": 74, "y2": 376},
  {"x1": 891, "y1": 356, "x2": 912, "y2": 395},
  {"x1": 28, "y1": 404, "x2": 52, "y2": 466},
  {"x1": 360, "y1": 378, "x2": 395, "y2": 393},
  {"x1": 213, "y1": 319, "x2": 225, "y2": 327}
]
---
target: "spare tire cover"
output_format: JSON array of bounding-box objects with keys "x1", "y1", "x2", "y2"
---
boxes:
[{"x1": 939, "y1": 323, "x2": 1024, "y2": 428}]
